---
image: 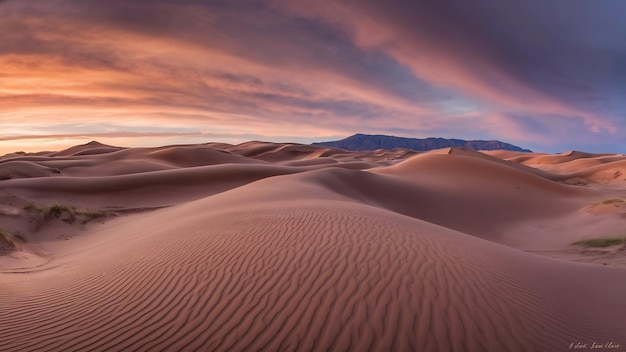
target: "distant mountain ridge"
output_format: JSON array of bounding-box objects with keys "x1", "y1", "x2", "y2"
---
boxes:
[{"x1": 312, "y1": 133, "x2": 532, "y2": 152}]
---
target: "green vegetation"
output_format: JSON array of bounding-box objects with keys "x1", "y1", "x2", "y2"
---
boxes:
[
  {"x1": 45, "y1": 204, "x2": 76, "y2": 221},
  {"x1": 0, "y1": 228, "x2": 25, "y2": 255},
  {"x1": 573, "y1": 237, "x2": 626, "y2": 248},
  {"x1": 80, "y1": 209, "x2": 111, "y2": 222},
  {"x1": 24, "y1": 203, "x2": 77, "y2": 223},
  {"x1": 23, "y1": 202, "x2": 115, "y2": 226}
]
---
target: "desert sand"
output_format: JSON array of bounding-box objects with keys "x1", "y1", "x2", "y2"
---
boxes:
[{"x1": 1, "y1": 141, "x2": 625, "y2": 351}]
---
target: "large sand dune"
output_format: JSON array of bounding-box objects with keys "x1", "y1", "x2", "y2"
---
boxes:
[{"x1": 1, "y1": 142, "x2": 625, "y2": 351}]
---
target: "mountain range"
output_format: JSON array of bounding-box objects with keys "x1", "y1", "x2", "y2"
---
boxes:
[{"x1": 312, "y1": 133, "x2": 532, "y2": 152}]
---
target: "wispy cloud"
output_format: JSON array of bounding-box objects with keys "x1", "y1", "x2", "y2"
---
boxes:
[
  {"x1": 0, "y1": 132, "x2": 210, "y2": 142},
  {"x1": 1, "y1": 0, "x2": 625, "y2": 152}
]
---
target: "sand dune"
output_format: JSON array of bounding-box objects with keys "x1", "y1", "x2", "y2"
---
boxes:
[
  {"x1": 1, "y1": 141, "x2": 626, "y2": 351},
  {"x1": 0, "y1": 164, "x2": 302, "y2": 209},
  {"x1": 219, "y1": 141, "x2": 416, "y2": 166},
  {"x1": 501, "y1": 152, "x2": 626, "y2": 185},
  {"x1": 0, "y1": 160, "x2": 61, "y2": 180},
  {"x1": 546, "y1": 159, "x2": 626, "y2": 185},
  {"x1": 50, "y1": 141, "x2": 124, "y2": 157},
  {"x1": 506, "y1": 150, "x2": 609, "y2": 165}
]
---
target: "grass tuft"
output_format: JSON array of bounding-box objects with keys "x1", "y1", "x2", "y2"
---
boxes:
[
  {"x1": 573, "y1": 237, "x2": 626, "y2": 248},
  {"x1": 43, "y1": 203, "x2": 76, "y2": 222},
  {"x1": 0, "y1": 228, "x2": 25, "y2": 255},
  {"x1": 79, "y1": 209, "x2": 113, "y2": 224},
  {"x1": 23, "y1": 202, "x2": 115, "y2": 227}
]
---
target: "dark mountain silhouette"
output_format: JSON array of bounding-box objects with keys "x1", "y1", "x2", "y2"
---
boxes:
[{"x1": 312, "y1": 134, "x2": 532, "y2": 152}]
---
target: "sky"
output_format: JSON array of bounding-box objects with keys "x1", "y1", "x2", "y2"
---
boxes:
[{"x1": 1, "y1": 0, "x2": 625, "y2": 154}]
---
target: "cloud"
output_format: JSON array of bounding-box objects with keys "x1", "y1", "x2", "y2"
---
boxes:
[
  {"x1": 273, "y1": 0, "x2": 623, "y2": 132},
  {"x1": 0, "y1": 2, "x2": 443, "y2": 137},
  {"x1": 0, "y1": 132, "x2": 209, "y2": 142},
  {"x1": 0, "y1": 0, "x2": 625, "y2": 152}
]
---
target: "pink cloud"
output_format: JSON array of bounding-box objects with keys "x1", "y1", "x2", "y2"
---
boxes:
[
  {"x1": 0, "y1": 0, "x2": 622, "y2": 153},
  {"x1": 272, "y1": 0, "x2": 616, "y2": 135}
]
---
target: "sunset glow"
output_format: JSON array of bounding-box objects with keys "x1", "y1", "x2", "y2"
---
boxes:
[{"x1": 2, "y1": 0, "x2": 625, "y2": 153}]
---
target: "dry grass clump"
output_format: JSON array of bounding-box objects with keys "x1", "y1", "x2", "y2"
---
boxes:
[
  {"x1": 23, "y1": 203, "x2": 115, "y2": 226},
  {"x1": 573, "y1": 237, "x2": 626, "y2": 249},
  {"x1": 25, "y1": 203, "x2": 77, "y2": 223},
  {"x1": 0, "y1": 228, "x2": 25, "y2": 255}
]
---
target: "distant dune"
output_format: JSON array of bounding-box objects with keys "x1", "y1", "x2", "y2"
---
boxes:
[{"x1": 1, "y1": 141, "x2": 625, "y2": 351}]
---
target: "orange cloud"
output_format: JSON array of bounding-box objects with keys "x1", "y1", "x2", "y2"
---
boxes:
[
  {"x1": 0, "y1": 0, "x2": 622, "y2": 153},
  {"x1": 0, "y1": 5, "x2": 437, "y2": 132}
]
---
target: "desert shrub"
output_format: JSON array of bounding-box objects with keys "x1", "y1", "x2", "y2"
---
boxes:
[
  {"x1": 23, "y1": 203, "x2": 77, "y2": 224},
  {"x1": 23, "y1": 203, "x2": 39, "y2": 212},
  {"x1": 23, "y1": 202, "x2": 114, "y2": 226},
  {"x1": 0, "y1": 228, "x2": 24, "y2": 255},
  {"x1": 573, "y1": 237, "x2": 625, "y2": 248},
  {"x1": 80, "y1": 209, "x2": 113, "y2": 223},
  {"x1": 42, "y1": 204, "x2": 77, "y2": 224}
]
